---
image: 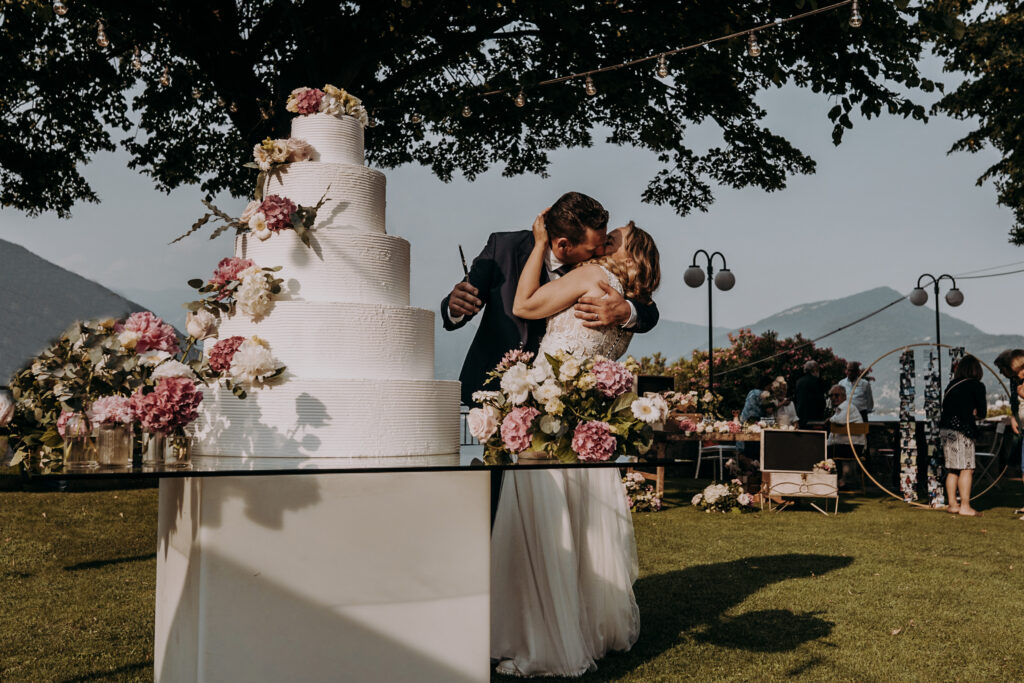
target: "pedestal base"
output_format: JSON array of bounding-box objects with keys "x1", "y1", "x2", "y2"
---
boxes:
[{"x1": 155, "y1": 471, "x2": 490, "y2": 682}]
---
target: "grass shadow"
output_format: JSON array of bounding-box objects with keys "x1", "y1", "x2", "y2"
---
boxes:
[
  {"x1": 58, "y1": 659, "x2": 152, "y2": 682},
  {"x1": 64, "y1": 553, "x2": 156, "y2": 572}
]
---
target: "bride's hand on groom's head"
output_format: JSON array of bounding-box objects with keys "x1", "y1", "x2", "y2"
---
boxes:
[
  {"x1": 532, "y1": 208, "x2": 550, "y2": 244},
  {"x1": 574, "y1": 281, "x2": 630, "y2": 328}
]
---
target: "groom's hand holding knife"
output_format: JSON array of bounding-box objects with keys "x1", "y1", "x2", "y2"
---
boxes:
[{"x1": 447, "y1": 245, "x2": 482, "y2": 318}]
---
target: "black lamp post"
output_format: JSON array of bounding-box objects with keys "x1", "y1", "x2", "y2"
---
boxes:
[
  {"x1": 909, "y1": 273, "x2": 964, "y2": 387},
  {"x1": 684, "y1": 250, "x2": 735, "y2": 396}
]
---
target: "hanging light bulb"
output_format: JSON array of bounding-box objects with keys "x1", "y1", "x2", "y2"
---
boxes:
[
  {"x1": 229, "y1": 102, "x2": 238, "y2": 113},
  {"x1": 131, "y1": 46, "x2": 142, "y2": 71},
  {"x1": 411, "y1": 113, "x2": 422, "y2": 124},
  {"x1": 367, "y1": 114, "x2": 378, "y2": 128},
  {"x1": 584, "y1": 74, "x2": 596, "y2": 96},
  {"x1": 159, "y1": 65, "x2": 170, "y2": 87},
  {"x1": 849, "y1": 0, "x2": 863, "y2": 28},
  {"x1": 191, "y1": 87, "x2": 201, "y2": 99},
  {"x1": 461, "y1": 104, "x2": 472, "y2": 118},
  {"x1": 216, "y1": 96, "x2": 226, "y2": 107},
  {"x1": 514, "y1": 90, "x2": 525, "y2": 107},
  {"x1": 746, "y1": 32, "x2": 761, "y2": 57},
  {"x1": 53, "y1": 0, "x2": 68, "y2": 17},
  {"x1": 96, "y1": 21, "x2": 109, "y2": 48},
  {"x1": 656, "y1": 54, "x2": 668, "y2": 78}
]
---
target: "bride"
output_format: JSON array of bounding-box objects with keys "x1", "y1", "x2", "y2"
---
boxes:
[{"x1": 490, "y1": 214, "x2": 661, "y2": 677}]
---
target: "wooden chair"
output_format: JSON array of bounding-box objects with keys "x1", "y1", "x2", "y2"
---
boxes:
[{"x1": 829, "y1": 422, "x2": 871, "y2": 492}]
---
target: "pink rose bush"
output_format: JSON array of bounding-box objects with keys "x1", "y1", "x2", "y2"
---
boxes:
[
  {"x1": 87, "y1": 396, "x2": 133, "y2": 425},
  {"x1": 130, "y1": 377, "x2": 203, "y2": 435},
  {"x1": 116, "y1": 312, "x2": 179, "y2": 355},
  {"x1": 473, "y1": 350, "x2": 652, "y2": 465}
]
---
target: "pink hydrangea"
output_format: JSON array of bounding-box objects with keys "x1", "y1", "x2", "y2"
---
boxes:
[
  {"x1": 292, "y1": 87, "x2": 324, "y2": 115},
  {"x1": 591, "y1": 359, "x2": 633, "y2": 398},
  {"x1": 260, "y1": 195, "x2": 297, "y2": 231},
  {"x1": 87, "y1": 396, "x2": 133, "y2": 425},
  {"x1": 210, "y1": 257, "x2": 255, "y2": 288},
  {"x1": 208, "y1": 336, "x2": 245, "y2": 374},
  {"x1": 727, "y1": 421, "x2": 742, "y2": 434},
  {"x1": 56, "y1": 410, "x2": 90, "y2": 438},
  {"x1": 500, "y1": 406, "x2": 540, "y2": 453},
  {"x1": 116, "y1": 312, "x2": 180, "y2": 355},
  {"x1": 572, "y1": 420, "x2": 617, "y2": 462},
  {"x1": 129, "y1": 377, "x2": 203, "y2": 435}
]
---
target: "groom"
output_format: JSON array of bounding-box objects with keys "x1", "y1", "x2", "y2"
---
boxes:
[{"x1": 441, "y1": 191, "x2": 660, "y2": 407}]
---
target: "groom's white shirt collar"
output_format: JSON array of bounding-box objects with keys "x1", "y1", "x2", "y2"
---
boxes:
[{"x1": 544, "y1": 247, "x2": 563, "y2": 277}]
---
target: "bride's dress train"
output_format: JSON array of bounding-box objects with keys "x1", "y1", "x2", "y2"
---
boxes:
[{"x1": 490, "y1": 266, "x2": 641, "y2": 677}]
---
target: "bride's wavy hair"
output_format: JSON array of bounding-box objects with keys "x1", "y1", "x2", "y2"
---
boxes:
[{"x1": 592, "y1": 221, "x2": 661, "y2": 304}]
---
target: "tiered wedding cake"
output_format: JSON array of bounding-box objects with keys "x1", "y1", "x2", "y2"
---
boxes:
[{"x1": 192, "y1": 92, "x2": 460, "y2": 458}]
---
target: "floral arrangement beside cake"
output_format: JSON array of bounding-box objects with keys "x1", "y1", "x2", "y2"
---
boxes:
[{"x1": 467, "y1": 350, "x2": 659, "y2": 465}]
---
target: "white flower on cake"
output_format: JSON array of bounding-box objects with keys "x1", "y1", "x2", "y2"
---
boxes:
[
  {"x1": 467, "y1": 406, "x2": 500, "y2": 441},
  {"x1": 151, "y1": 359, "x2": 195, "y2": 381},
  {"x1": 253, "y1": 145, "x2": 273, "y2": 171},
  {"x1": 186, "y1": 310, "x2": 218, "y2": 340},
  {"x1": 229, "y1": 337, "x2": 281, "y2": 387},
  {"x1": 235, "y1": 266, "x2": 274, "y2": 320},
  {"x1": 500, "y1": 363, "x2": 537, "y2": 405},
  {"x1": 248, "y1": 212, "x2": 272, "y2": 241},
  {"x1": 239, "y1": 200, "x2": 261, "y2": 223},
  {"x1": 117, "y1": 330, "x2": 141, "y2": 350},
  {"x1": 533, "y1": 380, "x2": 561, "y2": 405}
]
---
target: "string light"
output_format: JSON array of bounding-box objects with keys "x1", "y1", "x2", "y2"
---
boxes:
[
  {"x1": 514, "y1": 90, "x2": 525, "y2": 107},
  {"x1": 159, "y1": 66, "x2": 170, "y2": 87},
  {"x1": 96, "y1": 21, "x2": 109, "y2": 48},
  {"x1": 53, "y1": 1, "x2": 68, "y2": 17},
  {"x1": 656, "y1": 54, "x2": 668, "y2": 78},
  {"x1": 584, "y1": 75, "x2": 596, "y2": 96},
  {"x1": 849, "y1": 0, "x2": 863, "y2": 28},
  {"x1": 131, "y1": 46, "x2": 142, "y2": 71},
  {"x1": 746, "y1": 32, "x2": 761, "y2": 57},
  {"x1": 461, "y1": 104, "x2": 472, "y2": 118}
]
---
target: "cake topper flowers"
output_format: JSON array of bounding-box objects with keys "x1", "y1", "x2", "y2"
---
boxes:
[{"x1": 286, "y1": 84, "x2": 368, "y2": 125}]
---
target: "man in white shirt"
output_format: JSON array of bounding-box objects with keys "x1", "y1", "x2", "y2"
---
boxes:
[
  {"x1": 838, "y1": 361, "x2": 874, "y2": 421},
  {"x1": 827, "y1": 385, "x2": 866, "y2": 489}
]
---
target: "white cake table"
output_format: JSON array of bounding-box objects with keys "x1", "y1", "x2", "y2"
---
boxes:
[{"x1": 154, "y1": 469, "x2": 490, "y2": 683}]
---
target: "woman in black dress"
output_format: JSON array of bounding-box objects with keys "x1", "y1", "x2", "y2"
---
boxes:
[{"x1": 939, "y1": 355, "x2": 988, "y2": 516}]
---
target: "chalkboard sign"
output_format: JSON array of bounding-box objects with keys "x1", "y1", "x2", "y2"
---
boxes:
[
  {"x1": 760, "y1": 429, "x2": 827, "y2": 472},
  {"x1": 636, "y1": 375, "x2": 674, "y2": 395}
]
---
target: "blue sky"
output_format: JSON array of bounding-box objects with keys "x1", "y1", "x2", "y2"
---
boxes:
[{"x1": 1, "y1": 58, "x2": 1020, "y2": 338}]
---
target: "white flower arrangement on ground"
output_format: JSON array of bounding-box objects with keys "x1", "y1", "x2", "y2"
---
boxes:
[
  {"x1": 691, "y1": 479, "x2": 754, "y2": 513},
  {"x1": 622, "y1": 471, "x2": 663, "y2": 512}
]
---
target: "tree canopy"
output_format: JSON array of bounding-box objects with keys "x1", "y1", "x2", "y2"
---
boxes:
[{"x1": 2, "y1": 1, "x2": 947, "y2": 222}]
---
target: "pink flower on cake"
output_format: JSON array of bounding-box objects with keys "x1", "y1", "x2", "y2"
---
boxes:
[
  {"x1": 208, "y1": 336, "x2": 245, "y2": 374},
  {"x1": 87, "y1": 396, "x2": 133, "y2": 425},
  {"x1": 259, "y1": 195, "x2": 297, "y2": 231},
  {"x1": 572, "y1": 420, "x2": 617, "y2": 462},
  {"x1": 286, "y1": 137, "x2": 314, "y2": 162},
  {"x1": 116, "y1": 312, "x2": 180, "y2": 355},
  {"x1": 286, "y1": 87, "x2": 324, "y2": 115},
  {"x1": 209, "y1": 257, "x2": 255, "y2": 288},
  {"x1": 591, "y1": 359, "x2": 633, "y2": 398},
  {"x1": 129, "y1": 377, "x2": 203, "y2": 435},
  {"x1": 500, "y1": 406, "x2": 540, "y2": 453}
]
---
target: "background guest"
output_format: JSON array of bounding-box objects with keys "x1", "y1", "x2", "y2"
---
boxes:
[
  {"x1": 794, "y1": 360, "x2": 827, "y2": 426},
  {"x1": 739, "y1": 376, "x2": 772, "y2": 423},
  {"x1": 993, "y1": 348, "x2": 1024, "y2": 475},
  {"x1": 940, "y1": 355, "x2": 987, "y2": 517},
  {"x1": 826, "y1": 385, "x2": 865, "y2": 489},
  {"x1": 770, "y1": 377, "x2": 799, "y2": 427},
  {"x1": 838, "y1": 361, "x2": 874, "y2": 421}
]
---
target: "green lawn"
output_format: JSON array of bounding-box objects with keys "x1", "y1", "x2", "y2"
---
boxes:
[{"x1": 2, "y1": 477, "x2": 1023, "y2": 682}]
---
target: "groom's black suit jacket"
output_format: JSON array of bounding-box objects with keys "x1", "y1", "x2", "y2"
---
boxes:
[{"x1": 440, "y1": 230, "x2": 660, "y2": 406}]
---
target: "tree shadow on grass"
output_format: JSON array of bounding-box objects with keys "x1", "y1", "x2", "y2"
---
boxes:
[
  {"x1": 58, "y1": 659, "x2": 151, "y2": 682},
  {"x1": 579, "y1": 553, "x2": 853, "y2": 681},
  {"x1": 63, "y1": 553, "x2": 156, "y2": 572}
]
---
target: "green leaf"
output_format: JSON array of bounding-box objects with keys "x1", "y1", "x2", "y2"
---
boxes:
[
  {"x1": 609, "y1": 391, "x2": 637, "y2": 417},
  {"x1": 185, "y1": 300, "x2": 204, "y2": 311},
  {"x1": 554, "y1": 439, "x2": 577, "y2": 464},
  {"x1": 187, "y1": 278, "x2": 205, "y2": 289},
  {"x1": 171, "y1": 212, "x2": 213, "y2": 245}
]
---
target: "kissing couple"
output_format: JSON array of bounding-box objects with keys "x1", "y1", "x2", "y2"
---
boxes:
[{"x1": 440, "y1": 191, "x2": 662, "y2": 677}]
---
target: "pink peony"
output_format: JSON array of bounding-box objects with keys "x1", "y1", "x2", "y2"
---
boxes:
[
  {"x1": 260, "y1": 195, "x2": 297, "y2": 231},
  {"x1": 591, "y1": 359, "x2": 633, "y2": 398},
  {"x1": 500, "y1": 406, "x2": 540, "y2": 453},
  {"x1": 208, "y1": 336, "x2": 245, "y2": 374},
  {"x1": 292, "y1": 88, "x2": 324, "y2": 115},
  {"x1": 116, "y1": 311, "x2": 180, "y2": 355},
  {"x1": 87, "y1": 396, "x2": 133, "y2": 425},
  {"x1": 129, "y1": 377, "x2": 203, "y2": 435},
  {"x1": 210, "y1": 257, "x2": 255, "y2": 288},
  {"x1": 572, "y1": 420, "x2": 617, "y2": 462},
  {"x1": 56, "y1": 410, "x2": 90, "y2": 438}
]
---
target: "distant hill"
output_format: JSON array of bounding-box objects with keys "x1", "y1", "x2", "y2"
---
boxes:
[{"x1": 0, "y1": 239, "x2": 146, "y2": 383}]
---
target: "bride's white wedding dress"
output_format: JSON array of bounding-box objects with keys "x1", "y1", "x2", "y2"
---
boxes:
[{"x1": 491, "y1": 266, "x2": 641, "y2": 677}]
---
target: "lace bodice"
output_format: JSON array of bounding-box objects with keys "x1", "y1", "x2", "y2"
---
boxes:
[{"x1": 537, "y1": 266, "x2": 633, "y2": 361}]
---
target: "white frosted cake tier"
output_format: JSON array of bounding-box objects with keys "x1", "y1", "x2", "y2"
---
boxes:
[
  {"x1": 290, "y1": 113, "x2": 364, "y2": 165},
  {"x1": 191, "y1": 379, "x2": 461, "y2": 458},
  {"x1": 236, "y1": 231, "x2": 409, "y2": 305},
  {"x1": 263, "y1": 162, "x2": 385, "y2": 234},
  {"x1": 215, "y1": 302, "x2": 435, "y2": 379}
]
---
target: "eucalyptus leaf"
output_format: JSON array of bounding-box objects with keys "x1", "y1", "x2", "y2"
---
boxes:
[{"x1": 187, "y1": 278, "x2": 205, "y2": 289}]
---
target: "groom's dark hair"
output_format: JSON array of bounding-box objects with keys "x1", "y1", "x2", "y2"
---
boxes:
[{"x1": 546, "y1": 192, "x2": 608, "y2": 245}]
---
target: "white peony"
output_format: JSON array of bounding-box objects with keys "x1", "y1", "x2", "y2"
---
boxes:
[
  {"x1": 630, "y1": 397, "x2": 661, "y2": 424},
  {"x1": 500, "y1": 363, "x2": 536, "y2": 405},
  {"x1": 229, "y1": 336, "x2": 281, "y2": 387},
  {"x1": 151, "y1": 359, "x2": 194, "y2": 381},
  {"x1": 533, "y1": 380, "x2": 561, "y2": 405},
  {"x1": 235, "y1": 266, "x2": 274, "y2": 320},
  {"x1": 248, "y1": 212, "x2": 272, "y2": 241},
  {"x1": 117, "y1": 330, "x2": 141, "y2": 350},
  {"x1": 0, "y1": 390, "x2": 14, "y2": 427},
  {"x1": 539, "y1": 414, "x2": 562, "y2": 435},
  {"x1": 529, "y1": 356, "x2": 554, "y2": 385},
  {"x1": 467, "y1": 406, "x2": 499, "y2": 441},
  {"x1": 186, "y1": 309, "x2": 219, "y2": 340},
  {"x1": 139, "y1": 350, "x2": 171, "y2": 367},
  {"x1": 558, "y1": 357, "x2": 582, "y2": 381}
]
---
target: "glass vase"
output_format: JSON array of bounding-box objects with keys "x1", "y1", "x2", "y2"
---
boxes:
[
  {"x1": 141, "y1": 431, "x2": 165, "y2": 468},
  {"x1": 96, "y1": 423, "x2": 133, "y2": 470},
  {"x1": 164, "y1": 433, "x2": 192, "y2": 468},
  {"x1": 63, "y1": 438, "x2": 98, "y2": 471}
]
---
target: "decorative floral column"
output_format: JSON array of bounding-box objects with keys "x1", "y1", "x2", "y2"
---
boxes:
[
  {"x1": 924, "y1": 351, "x2": 945, "y2": 507},
  {"x1": 898, "y1": 350, "x2": 918, "y2": 502}
]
